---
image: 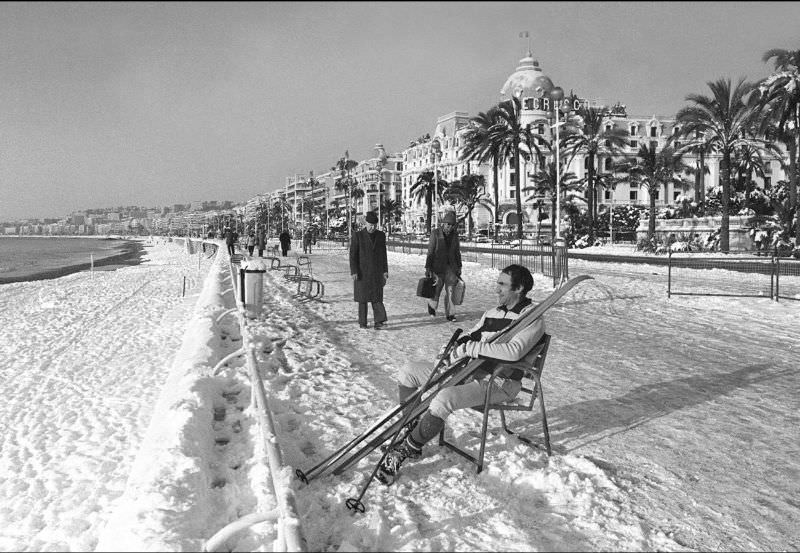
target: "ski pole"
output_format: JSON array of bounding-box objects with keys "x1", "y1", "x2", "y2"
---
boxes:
[{"x1": 345, "y1": 328, "x2": 463, "y2": 513}]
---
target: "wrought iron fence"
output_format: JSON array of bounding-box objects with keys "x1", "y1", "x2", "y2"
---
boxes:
[
  {"x1": 775, "y1": 257, "x2": 800, "y2": 301},
  {"x1": 667, "y1": 252, "x2": 800, "y2": 301}
]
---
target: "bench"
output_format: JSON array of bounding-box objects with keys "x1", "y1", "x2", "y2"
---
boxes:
[{"x1": 438, "y1": 333, "x2": 552, "y2": 473}]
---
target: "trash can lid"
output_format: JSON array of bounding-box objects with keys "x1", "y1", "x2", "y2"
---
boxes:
[{"x1": 241, "y1": 259, "x2": 268, "y2": 271}]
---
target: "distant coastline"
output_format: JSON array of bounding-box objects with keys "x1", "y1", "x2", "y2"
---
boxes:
[{"x1": 0, "y1": 239, "x2": 147, "y2": 285}]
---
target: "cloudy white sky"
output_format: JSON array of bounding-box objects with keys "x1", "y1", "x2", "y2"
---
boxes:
[{"x1": 1, "y1": 1, "x2": 798, "y2": 221}]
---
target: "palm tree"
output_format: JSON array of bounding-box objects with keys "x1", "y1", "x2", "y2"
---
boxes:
[
  {"x1": 409, "y1": 170, "x2": 448, "y2": 234},
  {"x1": 307, "y1": 172, "x2": 320, "y2": 225},
  {"x1": 442, "y1": 174, "x2": 490, "y2": 241},
  {"x1": 488, "y1": 96, "x2": 542, "y2": 239},
  {"x1": 563, "y1": 106, "x2": 629, "y2": 232},
  {"x1": 620, "y1": 143, "x2": 690, "y2": 241},
  {"x1": 523, "y1": 159, "x2": 580, "y2": 242},
  {"x1": 460, "y1": 107, "x2": 503, "y2": 240},
  {"x1": 732, "y1": 143, "x2": 769, "y2": 212},
  {"x1": 675, "y1": 77, "x2": 765, "y2": 251},
  {"x1": 758, "y1": 48, "x2": 800, "y2": 245},
  {"x1": 672, "y1": 131, "x2": 714, "y2": 207},
  {"x1": 380, "y1": 198, "x2": 404, "y2": 235},
  {"x1": 333, "y1": 152, "x2": 359, "y2": 241}
]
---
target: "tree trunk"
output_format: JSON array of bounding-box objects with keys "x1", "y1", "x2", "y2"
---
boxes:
[
  {"x1": 699, "y1": 151, "x2": 706, "y2": 207},
  {"x1": 792, "y1": 123, "x2": 799, "y2": 245},
  {"x1": 493, "y1": 157, "x2": 499, "y2": 240},
  {"x1": 720, "y1": 153, "x2": 731, "y2": 252},
  {"x1": 648, "y1": 188, "x2": 656, "y2": 241},
  {"x1": 514, "y1": 146, "x2": 524, "y2": 240},
  {"x1": 425, "y1": 188, "x2": 432, "y2": 234},
  {"x1": 587, "y1": 153, "x2": 596, "y2": 237}
]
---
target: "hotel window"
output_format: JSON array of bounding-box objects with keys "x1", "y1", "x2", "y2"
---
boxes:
[
  {"x1": 630, "y1": 140, "x2": 638, "y2": 148},
  {"x1": 650, "y1": 126, "x2": 657, "y2": 137},
  {"x1": 604, "y1": 158, "x2": 612, "y2": 170},
  {"x1": 630, "y1": 125, "x2": 637, "y2": 135},
  {"x1": 674, "y1": 191, "x2": 682, "y2": 201},
  {"x1": 604, "y1": 189, "x2": 612, "y2": 200},
  {"x1": 538, "y1": 124, "x2": 545, "y2": 135},
  {"x1": 629, "y1": 190, "x2": 638, "y2": 201},
  {"x1": 510, "y1": 189, "x2": 516, "y2": 198},
  {"x1": 605, "y1": 125, "x2": 612, "y2": 133},
  {"x1": 650, "y1": 141, "x2": 658, "y2": 150},
  {"x1": 764, "y1": 177, "x2": 771, "y2": 188},
  {"x1": 653, "y1": 189, "x2": 660, "y2": 200},
  {"x1": 605, "y1": 139, "x2": 611, "y2": 147}
]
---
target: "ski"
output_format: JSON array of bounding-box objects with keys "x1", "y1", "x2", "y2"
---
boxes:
[
  {"x1": 323, "y1": 275, "x2": 593, "y2": 479},
  {"x1": 295, "y1": 329, "x2": 465, "y2": 484}
]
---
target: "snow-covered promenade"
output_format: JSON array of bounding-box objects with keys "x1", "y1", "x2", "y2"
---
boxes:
[{"x1": 1, "y1": 239, "x2": 798, "y2": 552}]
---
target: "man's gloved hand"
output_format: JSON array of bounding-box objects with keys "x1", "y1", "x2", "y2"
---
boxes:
[{"x1": 448, "y1": 342, "x2": 470, "y2": 365}]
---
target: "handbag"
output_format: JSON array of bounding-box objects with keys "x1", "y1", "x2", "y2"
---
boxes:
[
  {"x1": 416, "y1": 276, "x2": 436, "y2": 299},
  {"x1": 451, "y1": 277, "x2": 466, "y2": 305}
]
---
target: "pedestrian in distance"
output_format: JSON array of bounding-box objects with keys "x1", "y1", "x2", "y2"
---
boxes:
[
  {"x1": 224, "y1": 226, "x2": 236, "y2": 256},
  {"x1": 303, "y1": 227, "x2": 313, "y2": 254},
  {"x1": 425, "y1": 210, "x2": 462, "y2": 322},
  {"x1": 257, "y1": 228, "x2": 266, "y2": 257},
  {"x1": 246, "y1": 231, "x2": 256, "y2": 256},
  {"x1": 279, "y1": 229, "x2": 292, "y2": 257},
  {"x1": 350, "y1": 211, "x2": 389, "y2": 330},
  {"x1": 377, "y1": 264, "x2": 545, "y2": 485}
]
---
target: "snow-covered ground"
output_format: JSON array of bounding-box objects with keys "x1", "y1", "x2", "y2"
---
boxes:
[{"x1": 1, "y1": 239, "x2": 798, "y2": 552}]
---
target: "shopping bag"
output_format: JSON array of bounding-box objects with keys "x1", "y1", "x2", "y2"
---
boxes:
[
  {"x1": 416, "y1": 276, "x2": 436, "y2": 299},
  {"x1": 451, "y1": 277, "x2": 466, "y2": 305}
]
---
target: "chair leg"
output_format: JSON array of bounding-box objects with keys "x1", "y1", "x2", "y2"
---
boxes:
[{"x1": 537, "y1": 383, "x2": 551, "y2": 456}]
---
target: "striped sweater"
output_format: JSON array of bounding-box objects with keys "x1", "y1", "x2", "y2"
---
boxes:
[{"x1": 460, "y1": 297, "x2": 546, "y2": 380}]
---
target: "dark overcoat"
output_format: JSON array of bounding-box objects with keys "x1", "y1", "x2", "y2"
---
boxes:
[
  {"x1": 349, "y1": 228, "x2": 388, "y2": 302},
  {"x1": 425, "y1": 227, "x2": 462, "y2": 275},
  {"x1": 279, "y1": 231, "x2": 291, "y2": 249}
]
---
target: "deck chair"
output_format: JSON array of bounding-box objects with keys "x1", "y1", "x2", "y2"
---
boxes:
[{"x1": 438, "y1": 333, "x2": 552, "y2": 473}]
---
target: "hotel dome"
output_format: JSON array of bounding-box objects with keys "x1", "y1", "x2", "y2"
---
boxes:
[{"x1": 500, "y1": 51, "x2": 555, "y2": 101}]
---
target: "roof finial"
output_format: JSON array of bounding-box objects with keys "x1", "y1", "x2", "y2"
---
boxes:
[{"x1": 518, "y1": 30, "x2": 531, "y2": 57}]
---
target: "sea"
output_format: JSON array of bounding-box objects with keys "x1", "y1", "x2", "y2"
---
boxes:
[{"x1": 0, "y1": 236, "x2": 140, "y2": 284}]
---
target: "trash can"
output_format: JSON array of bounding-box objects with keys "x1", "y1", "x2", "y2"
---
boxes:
[{"x1": 239, "y1": 259, "x2": 267, "y2": 318}]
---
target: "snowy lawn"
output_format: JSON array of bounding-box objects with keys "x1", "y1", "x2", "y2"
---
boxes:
[{"x1": 0, "y1": 240, "x2": 798, "y2": 552}]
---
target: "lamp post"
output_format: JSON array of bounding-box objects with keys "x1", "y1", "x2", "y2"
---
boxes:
[
  {"x1": 375, "y1": 144, "x2": 387, "y2": 229},
  {"x1": 431, "y1": 138, "x2": 442, "y2": 226},
  {"x1": 549, "y1": 86, "x2": 565, "y2": 242}
]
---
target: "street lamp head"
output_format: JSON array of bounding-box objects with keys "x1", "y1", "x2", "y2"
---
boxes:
[{"x1": 549, "y1": 86, "x2": 564, "y2": 102}]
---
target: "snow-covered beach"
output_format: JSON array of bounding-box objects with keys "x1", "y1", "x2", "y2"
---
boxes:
[{"x1": 1, "y1": 239, "x2": 798, "y2": 552}]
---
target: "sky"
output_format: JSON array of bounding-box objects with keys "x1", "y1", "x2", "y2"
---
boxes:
[
  {"x1": 1, "y1": 239, "x2": 797, "y2": 551},
  {"x1": 2, "y1": 1, "x2": 799, "y2": 222}
]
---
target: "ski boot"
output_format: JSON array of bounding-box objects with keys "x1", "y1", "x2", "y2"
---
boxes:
[{"x1": 376, "y1": 438, "x2": 422, "y2": 486}]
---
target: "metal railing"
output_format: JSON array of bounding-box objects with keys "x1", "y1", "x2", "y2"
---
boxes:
[
  {"x1": 386, "y1": 239, "x2": 569, "y2": 287},
  {"x1": 667, "y1": 251, "x2": 800, "y2": 301},
  {"x1": 204, "y1": 251, "x2": 306, "y2": 552}
]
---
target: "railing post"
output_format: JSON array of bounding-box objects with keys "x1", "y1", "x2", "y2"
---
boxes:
[
  {"x1": 667, "y1": 250, "x2": 672, "y2": 298},
  {"x1": 773, "y1": 254, "x2": 779, "y2": 302}
]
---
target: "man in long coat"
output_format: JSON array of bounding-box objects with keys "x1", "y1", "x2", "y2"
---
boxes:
[
  {"x1": 350, "y1": 211, "x2": 389, "y2": 329},
  {"x1": 278, "y1": 229, "x2": 292, "y2": 257}
]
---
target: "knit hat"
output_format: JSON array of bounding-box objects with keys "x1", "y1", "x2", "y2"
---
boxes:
[
  {"x1": 365, "y1": 211, "x2": 378, "y2": 224},
  {"x1": 442, "y1": 211, "x2": 457, "y2": 224}
]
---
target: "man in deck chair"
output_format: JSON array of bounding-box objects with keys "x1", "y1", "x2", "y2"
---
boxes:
[{"x1": 377, "y1": 264, "x2": 545, "y2": 485}]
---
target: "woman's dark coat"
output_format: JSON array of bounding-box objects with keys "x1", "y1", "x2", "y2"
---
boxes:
[{"x1": 349, "y1": 228, "x2": 388, "y2": 302}]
